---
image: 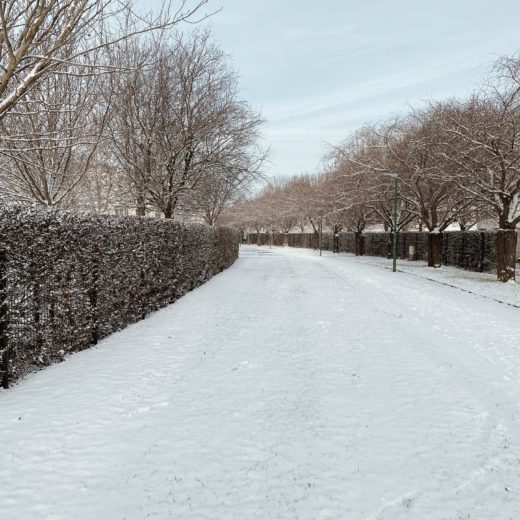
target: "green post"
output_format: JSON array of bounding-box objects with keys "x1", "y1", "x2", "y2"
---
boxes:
[
  {"x1": 392, "y1": 176, "x2": 398, "y2": 272},
  {"x1": 319, "y1": 220, "x2": 323, "y2": 257}
]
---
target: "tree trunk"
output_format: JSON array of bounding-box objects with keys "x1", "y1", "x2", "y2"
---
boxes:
[
  {"x1": 387, "y1": 236, "x2": 392, "y2": 258},
  {"x1": 354, "y1": 232, "x2": 365, "y2": 256},
  {"x1": 313, "y1": 230, "x2": 319, "y2": 250},
  {"x1": 163, "y1": 207, "x2": 173, "y2": 219},
  {"x1": 496, "y1": 229, "x2": 517, "y2": 282},
  {"x1": 428, "y1": 232, "x2": 443, "y2": 268},
  {"x1": 332, "y1": 225, "x2": 340, "y2": 253}
]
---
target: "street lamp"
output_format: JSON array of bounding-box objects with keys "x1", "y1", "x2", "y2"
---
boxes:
[
  {"x1": 385, "y1": 173, "x2": 399, "y2": 273},
  {"x1": 319, "y1": 218, "x2": 323, "y2": 257},
  {"x1": 391, "y1": 174, "x2": 399, "y2": 272}
]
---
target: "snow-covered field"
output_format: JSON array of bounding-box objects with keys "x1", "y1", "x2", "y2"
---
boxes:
[{"x1": 1, "y1": 245, "x2": 520, "y2": 519}]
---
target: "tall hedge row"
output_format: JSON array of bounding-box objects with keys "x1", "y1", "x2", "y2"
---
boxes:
[
  {"x1": 0, "y1": 206, "x2": 239, "y2": 387},
  {"x1": 247, "y1": 230, "x2": 502, "y2": 272}
]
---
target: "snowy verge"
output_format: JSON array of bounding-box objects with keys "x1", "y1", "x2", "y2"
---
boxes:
[
  {"x1": 258, "y1": 245, "x2": 520, "y2": 308},
  {"x1": 340, "y1": 253, "x2": 520, "y2": 308}
]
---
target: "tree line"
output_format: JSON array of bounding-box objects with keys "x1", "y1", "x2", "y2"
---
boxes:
[
  {"x1": 226, "y1": 55, "x2": 520, "y2": 281},
  {"x1": 0, "y1": 1, "x2": 265, "y2": 225}
]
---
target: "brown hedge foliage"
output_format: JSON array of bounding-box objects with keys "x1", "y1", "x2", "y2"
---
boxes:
[{"x1": 0, "y1": 206, "x2": 238, "y2": 387}]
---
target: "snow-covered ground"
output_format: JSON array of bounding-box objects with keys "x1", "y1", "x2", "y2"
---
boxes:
[
  {"x1": 338, "y1": 252, "x2": 520, "y2": 308},
  {"x1": 1, "y1": 245, "x2": 520, "y2": 519}
]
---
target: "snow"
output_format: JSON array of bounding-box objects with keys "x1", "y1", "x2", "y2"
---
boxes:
[
  {"x1": 337, "y1": 253, "x2": 520, "y2": 308},
  {"x1": 1, "y1": 244, "x2": 520, "y2": 519}
]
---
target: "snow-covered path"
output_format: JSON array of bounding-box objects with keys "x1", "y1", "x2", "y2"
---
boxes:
[{"x1": 2, "y1": 245, "x2": 520, "y2": 519}]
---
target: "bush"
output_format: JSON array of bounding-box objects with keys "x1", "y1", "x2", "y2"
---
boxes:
[{"x1": 0, "y1": 205, "x2": 239, "y2": 386}]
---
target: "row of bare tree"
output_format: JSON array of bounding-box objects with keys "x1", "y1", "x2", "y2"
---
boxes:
[
  {"x1": 226, "y1": 55, "x2": 520, "y2": 281},
  {"x1": 0, "y1": 1, "x2": 265, "y2": 225}
]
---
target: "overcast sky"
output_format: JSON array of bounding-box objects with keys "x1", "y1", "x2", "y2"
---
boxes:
[{"x1": 137, "y1": 0, "x2": 520, "y2": 179}]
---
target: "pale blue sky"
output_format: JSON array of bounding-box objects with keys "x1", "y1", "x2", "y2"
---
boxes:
[{"x1": 137, "y1": 0, "x2": 520, "y2": 179}]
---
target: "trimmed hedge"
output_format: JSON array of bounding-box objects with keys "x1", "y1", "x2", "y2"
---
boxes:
[
  {"x1": 247, "y1": 230, "x2": 502, "y2": 272},
  {"x1": 0, "y1": 206, "x2": 238, "y2": 386}
]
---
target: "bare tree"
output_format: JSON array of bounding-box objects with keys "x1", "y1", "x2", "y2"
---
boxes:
[
  {"x1": 278, "y1": 175, "x2": 314, "y2": 232},
  {"x1": 74, "y1": 147, "x2": 127, "y2": 214},
  {"x1": 0, "y1": 1, "x2": 209, "y2": 121},
  {"x1": 191, "y1": 147, "x2": 266, "y2": 227},
  {"x1": 0, "y1": 63, "x2": 109, "y2": 207},
  {"x1": 331, "y1": 126, "x2": 416, "y2": 260},
  {"x1": 431, "y1": 58, "x2": 520, "y2": 280},
  {"x1": 104, "y1": 35, "x2": 164, "y2": 216},
  {"x1": 323, "y1": 146, "x2": 377, "y2": 255},
  {"x1": 107, "y1": 29, "x2": 264, "y2": 219},
  {"x1": 375, "y1": 111, "x2": 475, "y2": 266}
]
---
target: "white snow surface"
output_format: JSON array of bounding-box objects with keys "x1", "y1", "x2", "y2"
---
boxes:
[
  {"x1": 340, "y1": 253, "x2": 520, "y2": 308},
  {"x1": 1, "y1": 245, "x2": 520, "y2": 519}
]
